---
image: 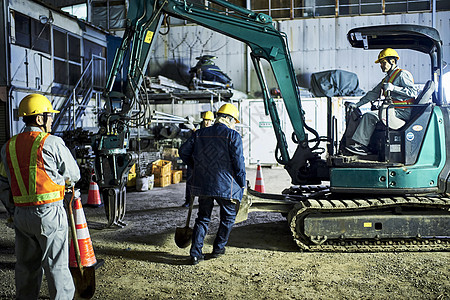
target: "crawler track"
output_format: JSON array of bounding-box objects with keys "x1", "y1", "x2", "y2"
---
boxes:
[{"x1": 287, "y1": 195, "x2": 450, "y2": 252}]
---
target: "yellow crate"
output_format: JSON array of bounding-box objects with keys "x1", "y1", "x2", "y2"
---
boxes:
[
  {"x1": 154, "y1": 174, "x2": 172, "y2": 187},
  {"x1": 151, "y1": 160, "x2": 172, "y2": 176},
  {"x1": 171, "y1": 170, "x2": 182, "y2": 184}
]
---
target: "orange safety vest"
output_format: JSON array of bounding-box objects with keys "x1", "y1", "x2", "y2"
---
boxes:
[
  {"x1": 5, "y1": 132, "x2": 65, "y2": 206},
  {"x1": 384, "y1": 68, "x2": 415, "y2": 108}
]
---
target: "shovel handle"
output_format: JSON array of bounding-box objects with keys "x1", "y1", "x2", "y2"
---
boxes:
[
  {"x1": 68, "y1": 186, "x2": 83, "y2": 274},
  {"x1": 186, "y1": 196, "x2": 195, "y2": 227}
]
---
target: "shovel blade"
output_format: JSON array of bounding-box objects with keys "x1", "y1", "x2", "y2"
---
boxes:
[
  {"x1": 70, "y1": 266, "x2": 96, "y2": 299},
  {"x1": 175, "y1": 226, "x2": 193, "y2": 248}
]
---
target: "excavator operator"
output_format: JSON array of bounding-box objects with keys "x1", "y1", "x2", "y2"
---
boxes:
[{"x1": 345, "y1": 48, "x2": 418, "y2": 156}]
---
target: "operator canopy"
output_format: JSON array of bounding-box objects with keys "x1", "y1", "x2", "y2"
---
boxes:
[{"x1": 347, "y1": 24, "x2": 442, "y2": 54}]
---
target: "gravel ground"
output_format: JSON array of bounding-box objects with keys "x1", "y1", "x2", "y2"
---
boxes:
[{"x1": 0, "y1": 166, "x2": 449, "y2": 299}]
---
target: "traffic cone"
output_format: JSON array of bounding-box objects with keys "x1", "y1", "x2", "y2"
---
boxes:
[
  {"x1": 69, "y1": 197, "x2": 97, "y2": 268},
  {"x1": 86, "y1": 173, "x2": 103, "y2": 207},
  {"x1": 254, "y1": 162, "x2": 265, "y2": 193}
]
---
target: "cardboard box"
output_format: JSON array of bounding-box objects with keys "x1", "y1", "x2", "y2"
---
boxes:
[
  {"x1": 154, "y1": 174, "x2": 172, "y2": 187},
  {"x1": 151, "y1": 160, "x2": 172, "y2": 176},
  {"x1": 171, "y1": 170, "x2": 182, "y2": 184}
]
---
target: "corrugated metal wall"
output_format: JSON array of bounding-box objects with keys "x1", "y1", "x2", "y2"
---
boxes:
[{"x1": 150, "y1": 11, "x2": 450, "y2": 95}]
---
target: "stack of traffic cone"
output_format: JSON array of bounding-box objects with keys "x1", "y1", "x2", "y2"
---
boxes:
[
  {"x1": 69, "y1": 197, "x2": 97, "y2": 268},
  {"x1": 254, "y1": 162, "x2": 265, "y2": 193},
  {"x1": 86, "y1": 173, "x2": 102, "y2": 207}
]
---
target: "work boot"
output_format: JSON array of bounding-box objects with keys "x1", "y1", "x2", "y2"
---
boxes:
[
  {"x1": 210, "y1": 248, "x2": 225, "y2": 259},
  {"x1": 190, "y1": 255, "x2": 204, "y2": 265},
  {"x1": 345, "y1": 143, "x2": 369, "y2": 156}
]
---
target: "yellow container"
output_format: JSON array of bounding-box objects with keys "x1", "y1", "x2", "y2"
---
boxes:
[
  {"x1": 155, "y1": 174, "x2": 172, "y2": 187},
  {"x1": 171, "y1": 170, "x2": 183, "y2": 184},
  {"x1": 152, "y1": 160, "x2": 172, "y2": 176}
]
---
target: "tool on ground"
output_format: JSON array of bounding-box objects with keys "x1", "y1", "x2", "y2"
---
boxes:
[
  {"x1": 67, "y1": 187, "x2": 101, "y2": 299},
  {"x1": 175, "y1": 195, "x2": 195, "y2": 248},
  {"x1": 86, "y1": 173, "x2": 103, "y2": 207},
  {"x1": 254, "y1": 162, "x2": 265, "y2": 193}
]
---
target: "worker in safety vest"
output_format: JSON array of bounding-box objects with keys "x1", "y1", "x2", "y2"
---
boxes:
[
  {"x1": 0, "y1": 94, "x2": 80, "y2": 300},
  {"x1": 181, "y1": 111, "x2": 215, "y2": 207},
  {"x1": 345, "y1": 48, "x2": 418, "y2": 156}
]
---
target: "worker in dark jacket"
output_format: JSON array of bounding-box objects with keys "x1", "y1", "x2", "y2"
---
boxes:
[
  {"x1": 181, "y1": 111, "x2": 215, "y2": 208},
  {"x1": 179, "y1": 103, "x2": 246, "y2": 265}
]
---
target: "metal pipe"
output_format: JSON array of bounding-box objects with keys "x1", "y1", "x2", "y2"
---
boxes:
[{"x1": 432, "y1": 0, "x2": 436, "y2": 28}]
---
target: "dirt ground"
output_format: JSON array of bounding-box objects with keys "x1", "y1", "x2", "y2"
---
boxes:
[{"x1": 0, "y1": 166, "x2": 449, "y2": 299}]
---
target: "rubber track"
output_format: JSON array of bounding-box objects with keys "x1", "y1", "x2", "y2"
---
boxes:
[{"x1": 288, "y1": 196, "x2": 450, "y2": 252}]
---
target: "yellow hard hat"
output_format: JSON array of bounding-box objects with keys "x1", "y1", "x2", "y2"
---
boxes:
[
  {"x1": 217, "y1": 103, "x2": 240, "y2": 123},
  {"x1": 375, "y1": 48, "x2": 400, "y2": 64},
  {"x1": 202, "y1": 111, "x2": 214, "y2": 120},
  {"x1": 18, "y1": 94, "x2": 59, "y2": 117}
]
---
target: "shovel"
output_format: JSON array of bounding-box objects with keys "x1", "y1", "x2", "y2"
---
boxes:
[
  {"x1": 67, "y1": 188, "x2": 96, "y2": 299},
  {"x1": 175, "y1": 196, "x2": 195, "y2": 248}
]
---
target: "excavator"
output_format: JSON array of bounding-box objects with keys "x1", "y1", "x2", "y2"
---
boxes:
[{"x1": 93, "y1": 0, "x2": 450, "y2": 251}]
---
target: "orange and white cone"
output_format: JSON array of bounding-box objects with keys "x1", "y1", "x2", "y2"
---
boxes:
[
  {"x1": 86, "y1": 173, "x2": 102, "y2": 207},
  {"x1": 69, "y1": 197, "x2": 97, "y2": 268},
  {"x1": 254, "y1": 162, "x2": 265, "y2": 193}
]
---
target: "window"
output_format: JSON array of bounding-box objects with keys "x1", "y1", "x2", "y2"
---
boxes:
[
  {"x1": 240, "y1": 0, "x2": 448, "y2": 19},
  {"x1": 53, "y1": 28, "x2": 82, "y2": 86},
  {"x1": 13, "y1": 11, "x2": 50, "y2": 54},
  {"x1": 61, "y1": 4, "x2": 87, "y2": 20},
  {"x1": 31, "y1": 19, "x2": 50, "y2": 54},
  {"x1": 83, "y1": 40, "x2": 107, "y2": 89},
  {"x1": 14, "y1": 12, "x2": 31, "y2": 48}
]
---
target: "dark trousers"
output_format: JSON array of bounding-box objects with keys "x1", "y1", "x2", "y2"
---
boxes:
[{"x1": 190, "y1": 196, "x2": 237, "y2": 258}]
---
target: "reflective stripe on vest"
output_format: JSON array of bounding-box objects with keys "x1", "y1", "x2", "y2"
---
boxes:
[
  {"x1": 392, "y1": 98, "x2": 415, "y2": 105},
  {"x1": 6, "y1": 132, "x2": 65, "y2": 206},
  {"x1": 392, "y1": 97, "x2": 415, "y2": 109},
  {"x1": 383, "y1": 68, "x2": 402, "y2": 97}
]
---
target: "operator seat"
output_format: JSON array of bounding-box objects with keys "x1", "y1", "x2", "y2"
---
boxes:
[{"x1": 410, "y1": 80, "x2": 435, "y2": 117}]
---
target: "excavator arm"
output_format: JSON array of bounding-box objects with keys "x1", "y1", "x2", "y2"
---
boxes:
[{"x1": 96, "y1": 0, "x2": 329, "y2": 227}]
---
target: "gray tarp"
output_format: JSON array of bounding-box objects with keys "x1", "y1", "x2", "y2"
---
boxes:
[{"x1": 310, "y1": 69, "x2": 365, "y2": 97}]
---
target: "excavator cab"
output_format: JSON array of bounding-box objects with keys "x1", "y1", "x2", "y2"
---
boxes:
[{"x1": 329, "y1": 25, "x2": 449, "y2": 195}]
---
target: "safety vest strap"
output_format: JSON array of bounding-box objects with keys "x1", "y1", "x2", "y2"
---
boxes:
[
  {"x1": 28, "y1": 132, "x2": 47, "y2": 195},
  {"x1": 387, "y1": 68, "x2": 402, "y2": 83},
  {"x1": 8, "y1": 136, "x2": 28, "y2": 196}
]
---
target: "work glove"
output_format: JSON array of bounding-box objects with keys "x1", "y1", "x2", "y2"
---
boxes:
[
  {"x1": 184, "y1": 116, "x2": 196, "y2": 131},
  {"x1": 184, "y1": 122, "x2": 196, "y2": 131},
  {"x1": 383, "y1": 82, "x2": 395, "y2": 92},
  {"x1": 345, "y1": 102, "x2": 358, "y2": 110}
]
